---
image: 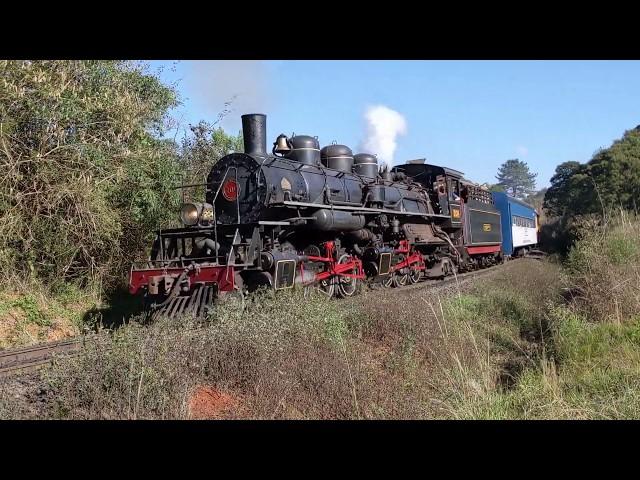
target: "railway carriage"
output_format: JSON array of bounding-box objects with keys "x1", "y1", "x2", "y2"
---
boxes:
[{"x1": 492, "y1": 192, "x2": 538, "y2": 258}]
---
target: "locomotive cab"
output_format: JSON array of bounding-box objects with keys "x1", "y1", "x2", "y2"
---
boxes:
[
  {"x1": 393, "y1": 161, "x2": 503, "y2": 270},
  {"x1": 392, "y1": 161, "x2": 464, "y2": 230}
]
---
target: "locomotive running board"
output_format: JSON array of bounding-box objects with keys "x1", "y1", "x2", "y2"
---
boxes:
[{"x1": 280, "y1": 201, "x2": 450, "y2": 219}]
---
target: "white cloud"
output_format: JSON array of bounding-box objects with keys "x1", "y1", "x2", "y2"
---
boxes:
[{"x1": 516, "y1": 145, "x2": 529, "y2": 157}]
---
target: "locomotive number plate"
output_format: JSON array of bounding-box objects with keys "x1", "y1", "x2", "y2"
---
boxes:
[{"x1": 222, "y1": 179, "x2": 240, "y2": 201}]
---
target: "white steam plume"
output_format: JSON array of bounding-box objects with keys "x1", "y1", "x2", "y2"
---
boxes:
[
  {"x1": 358, "y1": 105, "x2": 408, "y2": 168},
  {"x1": 187, "y1": 61, "x2": 271, "y2": 128}
]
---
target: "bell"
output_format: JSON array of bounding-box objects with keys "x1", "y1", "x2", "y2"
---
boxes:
[{"x1": 274, "y1": 134, "x2": 291, "y2": 154}]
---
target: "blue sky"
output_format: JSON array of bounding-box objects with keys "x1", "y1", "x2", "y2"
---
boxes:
[{"x1": 148, "y1": 60, "x2": 640, "y2": 188}]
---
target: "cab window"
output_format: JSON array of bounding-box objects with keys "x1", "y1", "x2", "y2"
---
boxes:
[{"x1": 448, "y1": 178, "x2": 461, "y2": 201}]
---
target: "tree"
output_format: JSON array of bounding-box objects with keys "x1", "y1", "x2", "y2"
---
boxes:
[
  {"x1": 495, "y1": 159, "x2": 538, "y2": 199},
  {"x1": 180, "y1": 121, "x2": 243, "y2": 184},
  {"x1": 543, "y1": 126, "x2": 640, "y2": 219},
  {"x1": 540, "y1": 125, "x2": 640, "y2": 255},
  {"x1": 523, "y1": 187, "x2": 548, "y2": 224},
  {"x1": 179, "y1": 121, "x2": 243, "y2": 201},
  {"x1": 543, "y1": 161, "x2": 587, "y2": 217},
  {"x1": 0, "y1": 60, "x2": 181, "y2": 290},
  {"x1": 585, "y1": 126, "x2": 640, "y2": 214},
  {"x1": 525, "y1": 188, "x2": 547, "y2": 207}
]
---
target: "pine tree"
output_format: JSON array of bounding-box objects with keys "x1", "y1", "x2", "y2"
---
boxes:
[{"x1": 496, "y1": 159, "x2": 538, "y2": 199}]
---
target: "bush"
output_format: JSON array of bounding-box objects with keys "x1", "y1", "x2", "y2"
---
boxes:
[
  {"x1": 566, "y1": 211, "x2": 640, "y2": 323},
  {"x1": 44, "y1": 289, "x2": 374, "y2": 419},
  {"x1": 0, "y1": 60, "x2": 181, "y2": 292}
]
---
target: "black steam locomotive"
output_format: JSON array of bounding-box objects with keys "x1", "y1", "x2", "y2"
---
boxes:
[{"x1": 129, "y1": 114, "x2": 503, "y2": 318}]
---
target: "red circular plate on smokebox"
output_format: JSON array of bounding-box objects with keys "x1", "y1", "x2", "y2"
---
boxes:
[{"x1": 222, "y1": 179, "x2": 239, "y2": 201}]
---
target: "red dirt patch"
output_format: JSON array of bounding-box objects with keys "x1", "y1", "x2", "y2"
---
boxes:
[{"x1": 188, "y1": 386, "x2": 237, "y2": 419}]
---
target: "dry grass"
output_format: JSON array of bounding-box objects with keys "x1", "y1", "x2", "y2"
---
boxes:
[
  {"x1": 5, "y1": 229, "x2": 640, "y2": 420},
  {"x1": 0, "y1": 259, "x2": 562, "y2": 420},
  {"x1": 35, "y1": 290, "x2": 376, "y2": 419},
  {"x1": 566, "y1": 210, "x2": 640, "y2": 324}
]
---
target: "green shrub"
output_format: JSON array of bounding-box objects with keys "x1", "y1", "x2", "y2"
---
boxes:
[
  {"x1": 12, "y1": 294, "x2": 50, "y2": 327},
  {"x1": 566, "y1": 212, "x2": 640, "y2": 323},
  {"x1": 0, "y1": 61, "x2": 181, "y2": 292},
  {"x1": 43, "y1": 288, "x2": 370, "y2": 419}
]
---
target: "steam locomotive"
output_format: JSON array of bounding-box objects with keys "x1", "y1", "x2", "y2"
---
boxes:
[{"x1": 129, "y1": 114, "x2": 507, "y2": 318}]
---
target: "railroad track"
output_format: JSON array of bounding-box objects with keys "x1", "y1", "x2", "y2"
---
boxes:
[
  {"x1": 0, "y1": 256, "x2": 541, "y2": 378},
  {"x1": 0, "y1": 338, "x2": 81, "y2": 377},
  {"x1": 401, "y1": 263, "x2": 502, "y2": 292},
  {"x1": 366, "y1": 255, "x2": 540, "y2": 294}
]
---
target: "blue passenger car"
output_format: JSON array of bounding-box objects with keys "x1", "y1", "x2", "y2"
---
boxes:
[{"x1": 492, "y1": 192, "x2": 538, "y2": 257}]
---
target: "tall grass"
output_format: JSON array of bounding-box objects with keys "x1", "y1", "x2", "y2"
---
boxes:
[
  {"x1": 3, "y1": 259, "x2": 562, "y2": 420},
  {"x1": 566, "y1": 210, "x2": 640, "y2": 324},
  {"x1": 42, "y1": 290, "x2": 377, "y2": 419},
  {"x1": 450, "y1": 211, "x2": 640, "y2": 419},
  {"x1": 4, "y1": 213, "x2": 640, "y2": 419}
]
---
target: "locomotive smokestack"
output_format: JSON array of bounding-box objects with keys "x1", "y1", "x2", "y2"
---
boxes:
[{"x1": 241, "y1": 113, "x2": 267, "y2": 156}]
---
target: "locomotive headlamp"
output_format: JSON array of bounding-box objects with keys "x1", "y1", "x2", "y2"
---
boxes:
[{"x1": 180, "y1": 203, "x2": 202, "y2": 226}]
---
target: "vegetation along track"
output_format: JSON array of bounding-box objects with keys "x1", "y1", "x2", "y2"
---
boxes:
[{"x1": 0, "y1": 257, "x2": 542, "y2": 377}]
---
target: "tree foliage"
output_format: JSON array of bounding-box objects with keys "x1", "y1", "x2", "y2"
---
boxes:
[
  {"x1": 0, "y1": 60, "x2": 182, "y2": 290},
  {"x1": 543, "y1": 161, "x2": 587, "y2": 217},
  {"x1": 542, "y1": 126, "x2": 640, "y2": 255},
  {"x1": 179, "y1": 121, "x2": 243, "y2": 201},
  {"x1": 495, "y1": 159, "x2": 538, "y2": 199},
  {"x1": 544, "y1": 126, "x2": 640, "y2": 218},
  {"x1": 485, "y1": 183, "x2": 506, "y2": 193},
  {"x1": 0, "y1": 60, "x2": 249, "y2": 293},
  {"x1": 525, "y1": 187, "x2": 547, "y2": 207},
  {"x1": 586, "y1": 126, "x2": 640, "y2": 213}
]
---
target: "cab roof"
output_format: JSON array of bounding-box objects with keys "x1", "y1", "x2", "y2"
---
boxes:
[{"x1": 393, "y1": 162, "x2": 465, "y2": 179}]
